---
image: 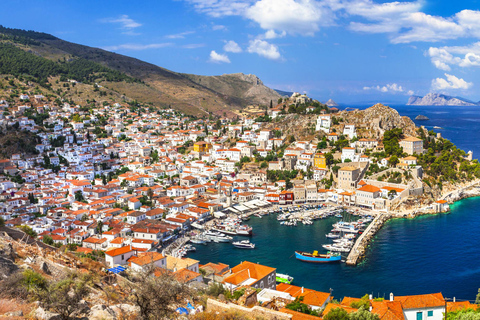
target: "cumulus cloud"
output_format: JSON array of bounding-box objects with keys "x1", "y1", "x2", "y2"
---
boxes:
[
  {"x1": 101, "y1": 15, "x2": 142, "y2": 33},
  {"x1": 247, "y1": 39, "x2": 281, "y2": 60},
  {"x1": 363, "y1": 83, "x2": 409, "y2": 94},
  {"x1": 223, "y1": 40, "x2": 242, "y2": 53},
  {"x1": 264, "y1": 30, "x2": 287, "y2": 39},
  {"x1": 209, "y1": 50, "x2": 231, "y2": 63},
  {"x1": 245, "y1": 0, "x2": 335, "y2": 36},
  {"x1": 427, "y1": 42, "x2": 480, "y2": 70},
  {"x1": 182, "y1": 1, "x2": 480, "y2": 44},
  {"x1": 431, "y1": 74, "x2": 473, "y2": 90},
  {"x1": 103, "y1": 43, "x2": 173, "y2": 51},
  {"x1": 348, "y1": 3, "x2": 480, "y2": 44}
]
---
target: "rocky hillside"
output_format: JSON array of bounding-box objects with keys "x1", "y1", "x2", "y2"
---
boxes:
[
  {"x1": 265, "y1": 103, "x2": 418, "y2": 142},
  {"x1": 182, "y1": 73, "x2": 281, "y2": 107},
  {"x1": 337, "y1": 103, "x2": 417, "y2": 139},
  {"x1": 407, "y1": 93, "x2": 479, "y2": 106},
  {"x1": 0, "y1": 25, "x2": 281, "y2": 116}
]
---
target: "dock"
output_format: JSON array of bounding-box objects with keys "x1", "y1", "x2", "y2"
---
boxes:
[{"x1": 346, "y1": 213, "x2": 391, "y2": 266}]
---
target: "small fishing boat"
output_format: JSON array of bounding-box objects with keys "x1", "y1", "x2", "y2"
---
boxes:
[
  {"x1": 232, "y1": 240, "x2": 255, "y2": 249},
  {"x1": 276, "y1": 273, "x2": 294, "y2": 284},
  {"x1": 295, "y1": 251, "x2": 341, "y2": 263}
]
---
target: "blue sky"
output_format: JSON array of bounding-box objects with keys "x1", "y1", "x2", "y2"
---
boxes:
[{"x1": 2, "y1": 0, "x2": 480, "y2": 104}]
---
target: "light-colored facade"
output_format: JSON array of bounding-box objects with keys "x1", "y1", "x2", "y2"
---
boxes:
[
  {"x1": 337, "y1": 166, "x2": 360, "y2": 191},
  {"x1": 400, "y1": 137, "x2": 424, "y2": 155}
]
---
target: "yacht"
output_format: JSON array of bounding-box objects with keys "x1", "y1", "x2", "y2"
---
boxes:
[{"x1": 232, "y1": 239, "x2": 255, "y2": 249}]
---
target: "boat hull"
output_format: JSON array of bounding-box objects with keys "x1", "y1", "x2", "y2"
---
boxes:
[{"x1": 295, "y1": 251, "x2": 341, "y2": 263}]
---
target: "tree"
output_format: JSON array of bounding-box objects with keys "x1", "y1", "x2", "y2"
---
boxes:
[
  {"x1": 18, "y1": 225, "x2": 37, "y2": 238},
  {"x1": 35, "y1": 272, "x2": 91, "y2": 320},
  {"x1": 0, "y1": 217, "x2": 4, "y2": 227},
  {"x1": 96, "y1": 220, "x2": 104, "y2": 236},
  {"x1": 260, "y1": 161, "x2": 268, "y2": 169},
  {"x1": 125, "y1": 269, "x2": 193, "y2": 320},
  {"x1": 42, "y1": 235, "x2": 54, "y2": 246},
  {"x1": 349, "y1": 307, "x2": 380, "y2": 320},
  {"x1": 74, "y1": 190, "x2": 85, "y2": 202},
  {"x1": 324, "y1": 307, "x2": 349, "y2": 320},
  {"x1": 389, "y1": 155, "x2": 399, "y2": 167},
  {"x1": 388, "y1": 189, "x2": 398, "y2": 199}
]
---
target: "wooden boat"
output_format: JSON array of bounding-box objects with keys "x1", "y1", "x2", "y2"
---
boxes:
[{"x1": 294, "y1": 250, "x2": 341, "y2": 263}]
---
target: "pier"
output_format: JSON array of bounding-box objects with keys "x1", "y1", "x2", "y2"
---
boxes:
[{"x1": 346, "y1": 213, "x2": 391, "y2": 266}]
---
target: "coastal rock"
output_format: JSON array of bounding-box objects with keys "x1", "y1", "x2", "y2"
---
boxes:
[
  {"x1": 407, "y1": 93, "x2": 479, "y2": 106},
  {"x1": 415, "y1": 115, "x2": 429, "y2": 120}
]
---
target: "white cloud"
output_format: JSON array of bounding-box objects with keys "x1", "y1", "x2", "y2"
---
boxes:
[
  {"x1": 431, "y1": 73, "x2": 473, "y2": 90},
  {"x1": 182, "y1": 43, "x2": 206, "y2": 49},
  {"x1": 223, "y1": 40, "x2": 242, "y2": 53},
  {"x1": 347, "y1": 3, "x2": 480, "y2": 44},
  {"x1": 209, "y1": 50, "x2": 231, "y2": 63},
  {"x1": 103, "y1": 43, "x2": 173, "y2": 51},
  {"x1": 247, "y1": 39, "x2": 281, "y2": 60},
  {"x1": 166, "y1": 31, "x2": 195, "y2": 39},
  {"x1": 182, "y1": 1, "x2": 480, "y2": 44},
  {"x1": 427, "y1": 42, "x2": 480, "y2": 70},
  {"x1": 102, "y1": 15, "x2": 142, "y2": 31},
  {"x1": 363, "y1": 83, "x2": 409, "y2": 94},
  {"x1": 264, "y1": 30, "x2": 287, "y2": 39},
  {"x1": 245, "y1": 0, "x2": 334, "y2": 36}
]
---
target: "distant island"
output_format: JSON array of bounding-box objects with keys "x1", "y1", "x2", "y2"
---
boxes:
[
  {"x1": 324, "y1": 99, "x2": 339, "y2": 107},
  {"x1": 407, "y1": 93, "x2": 479, "y2": 106},
  {"x1": 415, "y1": 115, "x2": 429, "y2": 120}
]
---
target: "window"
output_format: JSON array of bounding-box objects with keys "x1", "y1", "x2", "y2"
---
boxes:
[
  {"x1": 417, "y1": 312, "x2": 423, "y2": 320},
  {"x1": 428, "y1": 311, "x2": 433, "y2": 317}
]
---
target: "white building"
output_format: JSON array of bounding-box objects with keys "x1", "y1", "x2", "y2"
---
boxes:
[{"x1": 316, "y1": 115, "x2": 331, "y2": 133}]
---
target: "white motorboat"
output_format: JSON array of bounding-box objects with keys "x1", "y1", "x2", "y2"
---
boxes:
[{"x1": 232, "y1": 240, "x2": 255, "y2": 249}]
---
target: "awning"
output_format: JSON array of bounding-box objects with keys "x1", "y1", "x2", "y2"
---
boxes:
[
  {"x1": 213, "y1": 211, "x2": 226, "y2": 218},
  {"x1": 107, "y1": 266, "x2": 126, "y2": 274}
]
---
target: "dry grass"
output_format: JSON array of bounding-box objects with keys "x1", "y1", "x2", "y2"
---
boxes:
[{"x1": 0, "y1": 299, "x2": 35, "y2": 319}]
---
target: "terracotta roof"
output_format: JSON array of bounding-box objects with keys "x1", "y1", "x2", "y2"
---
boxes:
[
  {"x1": 371, "y1": 300, "x2": 405, "y2": 320},
  {"x1": 357, "y1": 185, "x2": 381, "y2": 193},
  {"x1": 280, "y1": 308, "x2": 321, "y2": 320},
  {"x1": 224, "y1": 261, "x2": 275, "y2": 287},
  {"x1": 447, "y1": 301, "x2": 475, "y2": 312},
  {"x1": 105, "y1": 246, "x2": 134, "y2": 257},
  {"x1": 394, "y1": 292, "x2": 444, "y2": 309},
  {"x1": 130, "y1": 252, "x2": 165, "y2": 266},
  {"x1": 401, "y1": 136, "x2": 422, "y2": 142}
]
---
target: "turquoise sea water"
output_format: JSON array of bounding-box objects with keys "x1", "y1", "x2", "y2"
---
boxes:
[{"x1": 189, "y1": 105, "x2": 480, "y2": 300}]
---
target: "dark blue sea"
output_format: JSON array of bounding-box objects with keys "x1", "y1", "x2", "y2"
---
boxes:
[{"x1": 189, "y1": 105, "x2": 480, "y2": 301}]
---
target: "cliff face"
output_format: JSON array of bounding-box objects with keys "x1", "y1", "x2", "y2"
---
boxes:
[
  {"x1": 407, "y1": 93, "x2": 479, "y2": 106},
  {"x1": 182, "y1": 72, "x2": 281, "y2": 107}
]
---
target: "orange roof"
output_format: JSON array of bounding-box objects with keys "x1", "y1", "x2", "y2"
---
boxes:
[
  {"x1": 105, "y1": 245, "x2": 134, "y2": 257},
  {"x1": 395, "y1": 292, "x2": 444, "y2": 309},
  {"x1": 436, "y1": 200, "x2": 448, "y2": 204},
  {"x1": 224, "y1": 261, "x2": 275, "y2": 287},
  {"x1": 447, "y1": 301, "x2": 476, "y2": 312},
  {"x1": 130, "y1": 252, "x2": 165, "y2": 266},
  {"x1": 280, "y1": 308, "x2": 321, "y2": 320},
  {"x1": 371, "y1": 300, "x2": 405, "y2": 320},
  {"x1": 173, "y1": 268, "x2": 201, "y2": 283},
  {"x1": 357, "y1": 185, "x2": 381, "y2": 193}
]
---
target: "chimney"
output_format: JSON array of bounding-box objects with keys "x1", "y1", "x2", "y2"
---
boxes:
[
  {"x1": 369, "y1": 306, "x2": 373, "y2": 312},
  {"x1": 301, "y1": 287, "x2": 304, "y2": 293},
  {"x1": 453, "y1": 297, "x2": 456, "y2": 302},
  {"x1": 369, "y1": 294, "x2": 373, "y2": 300},
  {"x1": 390, "y1": 293, "x2": 394, "y2": 301}
]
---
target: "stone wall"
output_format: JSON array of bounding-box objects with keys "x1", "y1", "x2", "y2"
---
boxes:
[{"x1": 206, "y1": 298, "x2": 292, "y2": 320}]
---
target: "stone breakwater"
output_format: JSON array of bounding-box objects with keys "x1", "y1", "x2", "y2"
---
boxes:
[{"x1": 346, "y1": 213, "x2": 391, "y2": 266}]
